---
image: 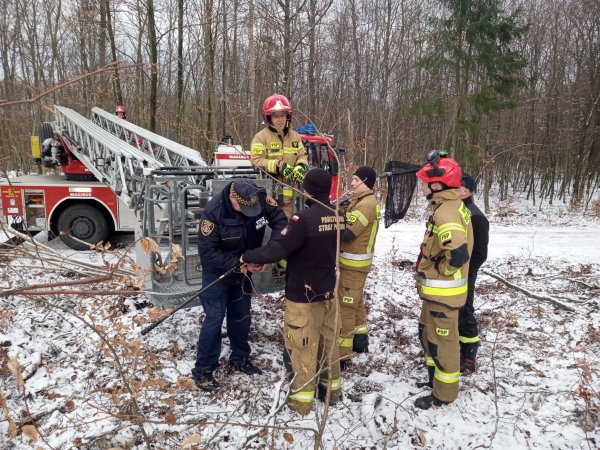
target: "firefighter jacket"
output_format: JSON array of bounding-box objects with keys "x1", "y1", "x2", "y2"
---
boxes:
[
  {"x1": 340, "y1": 189, "x2": 381, "y2": 273},
  {"x1": 250, "y1": 126, "x2": 308, "y2": 178},
  {"x1": 198, "y1": 183, "x2": 287, "y2": 277},
  {"x1": 242, "y1": 194, "x2": 344, "y2": 303},
  {"x1": 463, "y1": 197, "x2": 489, "y2": 276},
  {"x1": 416, "y1": 189, "x2": 474, "y2": 308}
]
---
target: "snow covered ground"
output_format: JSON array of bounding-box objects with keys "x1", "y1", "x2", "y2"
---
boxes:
[{"x1": 0, "y1": 192, "x2": 599, "y2": 449}]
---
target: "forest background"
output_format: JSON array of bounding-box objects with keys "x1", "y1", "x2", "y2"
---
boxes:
[{"x1": 0, "y1": 0, "x2": 598, "y2": 212}]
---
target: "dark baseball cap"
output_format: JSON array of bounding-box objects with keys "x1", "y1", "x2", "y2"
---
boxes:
[{"x1": 230, "y1": 179, "x2": 262, "y2": 217}]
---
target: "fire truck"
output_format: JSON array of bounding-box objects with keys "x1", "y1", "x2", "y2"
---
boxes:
[{"x1": 0, "y1": 107, "x2": 345, "y2": 305}]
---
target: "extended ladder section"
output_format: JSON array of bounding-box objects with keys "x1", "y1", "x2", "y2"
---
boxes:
[
  {"x1": 54, "y1": 105, "x2": 162, "y2": 206},
  {"x1": 90, "y1": 107, "x2": 207, "y2": 169}
]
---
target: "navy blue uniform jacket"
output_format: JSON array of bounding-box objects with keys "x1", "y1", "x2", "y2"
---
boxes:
[{"x1": 198, "y1": 183, "x2": 287, "y2": 276}]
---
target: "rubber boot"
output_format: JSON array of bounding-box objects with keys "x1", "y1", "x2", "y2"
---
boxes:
[
  {"x1": 414, "y1": 394, "x2": 450, "y2": 410},
  {"x1": 461, "y1": 342, "x2": 479, "y2": 373},
  {"x1": 416, "y1": 365, "x2": 435, "y2": 388},
  {"x1": 353, "y1": 334, "x2": 369, "y2": 353},
  {"x1": 317, "y1": 384, "x2": 341, "y2": 405}
]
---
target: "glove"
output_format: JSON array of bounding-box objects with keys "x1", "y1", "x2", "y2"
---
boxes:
[
  {"x1": 292, "y1": 164, "x2": 307, "y2": 182},
  {"x1": 280, "y1": 162, "x2": 294, "y2": 180}
]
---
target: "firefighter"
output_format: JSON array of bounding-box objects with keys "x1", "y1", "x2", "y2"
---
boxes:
[
  {"x1": 413, "y1": 151, "x2": 473, "y2": 410},
  {"x1": 41, "y1": 131, "x2": 67, "y2": 167},
  {"x1": 115, "y1": 105, "x2": 127, "y2": 120},
  {"x1": 192, "y1": 178, "x2": 287, "y2": 392},
  {"x1": 338, "y1": 166, "x2": 381, "y2": 367},
  {"x1": 458, "y1": 173, "x2": 489, "y2": 373},
  {"x1": 241, "y1": 169, "x2": 343, "y2": 415},
  {"x1": 250, "y1": 93, "x2": 309, "y2": 218}
]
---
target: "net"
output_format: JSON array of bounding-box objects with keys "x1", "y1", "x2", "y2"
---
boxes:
[{"x1": 383, "y1": 161, "x2": 421, "y2": 228}]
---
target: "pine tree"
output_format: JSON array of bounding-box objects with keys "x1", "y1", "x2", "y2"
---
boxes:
[{"x1": 415, "y1": 0, "x2": 529, "y2": 165}]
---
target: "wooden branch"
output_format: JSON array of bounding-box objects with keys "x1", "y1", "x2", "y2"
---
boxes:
[
  {"x1": 7, "y1": 290, "x2": 140, "y2": 297},
  {"x1": 0, "y1": 62, "x2": 144, "y2": 109},
  {"x1": 482, "y1": 269, "x2": 577, "y2": 312}
]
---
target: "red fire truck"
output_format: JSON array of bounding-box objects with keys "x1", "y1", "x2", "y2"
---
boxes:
[{"x1": 0, "y1": 120, "x2": 345, "y2": 250}]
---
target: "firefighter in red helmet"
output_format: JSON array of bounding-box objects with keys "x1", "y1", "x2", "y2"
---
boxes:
[
  {"x1": 250, "y1": 94, "x2": 308, "y2": 218},
  {"x1": 115, "y1": 105, "x2": 127, "y2": 120},
  {"x1": 413, "y1": 151, "x2": 473, "y2": 410}
]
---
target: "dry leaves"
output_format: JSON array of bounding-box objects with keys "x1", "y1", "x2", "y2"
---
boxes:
[
  {"x1": 7, "y1": 357, "x2": 24, "y2": 388},
  {"x1": 22, "y1": 425, "x2": 39, "y2": 441},
  {"x1": 180, "y1": 433, "x2": 201, "y2": 449},
  {"x1": 140, "y1": 237, "x2": 161, "y2": 255}
]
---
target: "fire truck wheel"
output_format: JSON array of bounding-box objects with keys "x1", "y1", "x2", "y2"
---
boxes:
[{"x1": 57, "y1": 205, "x2": 109, "y2": 250}]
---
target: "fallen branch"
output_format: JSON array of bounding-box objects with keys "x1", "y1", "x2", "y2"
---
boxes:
[{"x1": 482, "y1": 269, "x2": 577, "y2": 312}]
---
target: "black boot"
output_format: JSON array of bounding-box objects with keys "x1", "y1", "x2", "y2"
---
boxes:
[
  {"x1": 229, "y1": 358, "x2": 263, "y2": 375},
  {"x1": 353, "y1": 334, "x2": 369, "y2": 353},
  {"x1": 460, "y1": 342, "x2": 479, "y2": 373},
  {"x1": 317, "y1": 384, "x2": 341, "y2": 405},
  {"x1": 416, "y1": 366, "x2": 435, "y2": 388},
  {"x1": 193, "y1": 368, "x2": 220, "y2": 393},
  {"x1": 414, "y1": 394, "x2": 450, "y2": 410}
]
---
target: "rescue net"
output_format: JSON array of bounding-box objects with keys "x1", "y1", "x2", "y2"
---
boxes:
[{"x1": 383, "y1": 161, "x2": 421, "y2": 228}]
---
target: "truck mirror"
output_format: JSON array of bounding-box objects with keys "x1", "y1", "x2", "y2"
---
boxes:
[{"x1": 337, "y1": 148, "x2": 347, "y2": 156}]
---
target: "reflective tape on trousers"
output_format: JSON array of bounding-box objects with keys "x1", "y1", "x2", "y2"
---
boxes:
[{"x1": 419, "y1": 277, "x2": 467, "y2": 288}]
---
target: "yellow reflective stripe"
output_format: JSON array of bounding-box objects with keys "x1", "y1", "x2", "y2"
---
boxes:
[
  {"x1": 350, "y1": 210, "x2": 369, "y2": 227},
  {"x1": 339, "y1": 255, "x2": 372, "y2": 268},
  {"x1": 367, "y1": 214, "x2": 379, "y2": 253},
  {"x1": 289, "y1": 390, "x2": 315, "y2": 403},
  {"x1": 459, "y1": 335, "x2": 480, "y2": 344},
  {"x1": 434, "y1": 368, "x2": 460, "y2": 384},
  {"x1": 282, "y1": 188, "x2": 293, "y2": 197},
  {"x1": 437, "y1": 222, "x2": 465, "y2": 234},
  {"x1": 319, "y1": 377, "x2": 342, "y2": 390},
  {"x1": 267, "y1": 160, "x2": 278, "y2": 174},
  {"x1": 354, "y1": 324, "x2": 368, "y2": 334},
  {"x1": 268, "y1": 149, "x2": 283, "y2": 156},
  {"x1": 338, "y1": 337, "x2": 353, "y2": 348},
  {"x1": 420, "y1": 284, "x2": 468, "y2": 296},
  {"x1": 283, "y1": 147, "x2": 298, "y2": 154},
  {"x1": 425, "y1": 356, "x2": 435, "y2": 366}
]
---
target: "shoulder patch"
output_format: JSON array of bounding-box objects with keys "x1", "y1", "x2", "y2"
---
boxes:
[
  {"x1": 439, "y1": 231, "x2": 452, "y2": 244},
  {"x1": 291, "y1": 215, "x2": 300, "y2": 222},
  {"x1": 201, "y1": 220, "x2": 214, "y2": 236},
  {"x1": 266, "y1": 195, "x2": 278, "y2": 207},
  {"x1": 292, "y1": 141, "x2": 299, "y2": 148}
]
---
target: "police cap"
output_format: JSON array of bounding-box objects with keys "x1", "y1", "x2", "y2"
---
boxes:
[{"x1": 230, "y1": 179, "x2": 262, "y2": 217}]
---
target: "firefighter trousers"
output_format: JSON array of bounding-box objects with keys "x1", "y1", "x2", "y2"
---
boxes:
[
  {"x1": 283, "y1": 299, "x2": 341, "y2": 414},
  {"x1": 418, "y1": 299, "x2": 460, "y2": 403},
  {"x1": 338, "y1": 269, "x2": 369, "y2": 360}
]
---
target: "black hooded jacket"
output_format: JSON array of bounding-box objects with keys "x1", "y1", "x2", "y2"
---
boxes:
[{"x1": 242, "y1": 194, "x2": 344, "y2": 302}]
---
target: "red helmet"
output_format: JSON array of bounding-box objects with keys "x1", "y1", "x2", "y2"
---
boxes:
[
  {"x1": 115, "y1": 105, "x2": 126, "y2": 114},
  {"x1": 262, "y1": 94, "x2": 292, "y2": 124},
  {"x1": 416, "y1": 152, "x2": 462, "y2": 188}
]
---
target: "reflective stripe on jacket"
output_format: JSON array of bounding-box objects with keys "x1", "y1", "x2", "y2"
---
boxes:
[
  {"x1": 340, "y1": 190, "x2": 381, "y2": 273},
  {"x1": 416, "y1": 189, "x2": 474, "y2": 308},
  {"x1": 250, "y1": 126, "x2": 307, "y2": 179}
]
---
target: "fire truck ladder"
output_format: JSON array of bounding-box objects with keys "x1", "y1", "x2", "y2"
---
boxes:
[
  {"x1": 54, "y1": 105, "x2": 163, "y2": 207},
  {"x1": 90, "y1": 107, "x2": 206, "y2": 169}
]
